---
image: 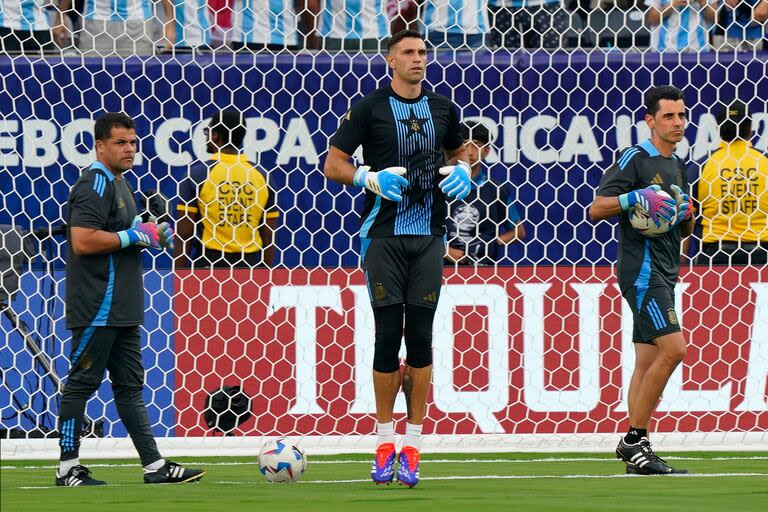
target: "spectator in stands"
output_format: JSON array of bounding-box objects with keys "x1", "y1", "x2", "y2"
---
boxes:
[
  {"x1": 644, "y1": 0, "x2": 718, "y2": 52},
  {"x1": 388, "y1": 0, "x2": 419, "y2": 34},
  {"x1": 229, "y1": 0, "x2": 319, "y2": 51},
  {"x1": 422, "y1": 0, "x2": 491, "y2": 49},
  {"x1": 161, "y1": 0, "x2": 213, "y2": 52},
  {"x1": 317, "y1": 0, "x2": 390, "y2": 51},
  {"x1": 488, "y1": 0, "x2": 570, "y2": 49},
  {"x1": 175, "y1": 110, "x2": 280, "y2": 268},
  {"x1": 445, "y1": 121, "x2": 526, "y2": 265},
  {"x1": 207, "y1": 0, "x2": 231, "y2": 46},
  {"x1": 1, "y1": 0, "x2": 60, "y2": 53},
  {"x1": 711, "y1": 0, "x2": 768, "y2": 51},
  {"x1": 57, "y1": 0, "x2": 156, "y2": 56},
  {"x1": 684, "y1": 100, "x2": 768, "y2": 265}
]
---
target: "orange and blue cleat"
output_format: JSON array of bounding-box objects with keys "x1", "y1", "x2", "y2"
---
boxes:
[
  {"x1": 371, "y1": 442, "x2": 396, "y2": 484},
  {"x1": 396, "y1": 445, "x2": 420, "y2": 487}
]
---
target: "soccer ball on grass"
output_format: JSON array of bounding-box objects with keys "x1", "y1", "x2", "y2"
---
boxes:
[{"x1": 258, "y1": 438, "x2": 306, "y2": 483}]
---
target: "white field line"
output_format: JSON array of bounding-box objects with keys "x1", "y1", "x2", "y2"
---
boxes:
[
  {"x1": 16, "y1": 472, "x2": 768, "y2": 489},
  {"x1": 3, "y1": 455, "x2": 767, "y2": 471}
]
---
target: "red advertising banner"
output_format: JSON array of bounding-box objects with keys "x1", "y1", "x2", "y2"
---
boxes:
[{"x1": 174, "y1": 267, "x2": 768, "y2": 437}]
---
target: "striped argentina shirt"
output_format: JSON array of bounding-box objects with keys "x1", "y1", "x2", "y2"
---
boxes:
[
  {"x1": 170, "y1": 0, "x2": 212, "y2": 47},
  {"x1": 0, "y1": 0, "x2": 50, "y2": 31},
  {"x1": 644, "y1": 0, "x2": 710, "y2": 52},
  {"x1": 320, "y1": 0, "x2": 389, "y2": 40},
  {"x1": 82, "y1": 0, "x2": 152, "y2": 21},
  {"x1": 229, "y1": 0, "x2": 298, "y2": 45},
  {"x1": 423, "y1": 0, "x2": 489, "y2": 35}
]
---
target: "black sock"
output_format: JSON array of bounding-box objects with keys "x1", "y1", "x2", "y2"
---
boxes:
[{"x1": 624, "y1": 427, "x2": 648, "y2": 444}]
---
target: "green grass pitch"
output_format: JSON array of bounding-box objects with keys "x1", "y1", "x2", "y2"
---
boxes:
[{"x1": 3, "y1": 452, "x2": 767, "y2": 512}]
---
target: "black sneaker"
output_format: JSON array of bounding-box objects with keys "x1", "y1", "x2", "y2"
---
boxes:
[
  {"x1": 617, "y1": 437, "x2": 688, "y2": 475},
  {"x1": 143, "y1": 460, "x2": 206, "y2": 484},
  {"x1": 55, "y1": 465, "x2": 107, "y2": 486}
]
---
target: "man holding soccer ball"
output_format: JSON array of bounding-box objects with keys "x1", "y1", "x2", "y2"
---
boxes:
[
  {"x1": 589, "y1": 86, "x2": 695, "y2": 475},
  {"x1": 324, "y1": 30, "x2": 470, "y2": 487}
]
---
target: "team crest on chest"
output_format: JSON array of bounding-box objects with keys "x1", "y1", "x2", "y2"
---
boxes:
[{"x1": 400, "y1": 109, "x2": 428, "y2": 139}]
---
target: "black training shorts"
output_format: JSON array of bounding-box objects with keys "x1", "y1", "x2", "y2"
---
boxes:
[
  {"x1": 361, "y1": 235, "x2": 445, "y2": 309},
  {"x1": 623, "y1": 285, "x2": 682, "y2": 344}
]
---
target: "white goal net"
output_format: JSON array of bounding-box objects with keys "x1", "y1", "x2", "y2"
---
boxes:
[{"x1": 1, "y1": 1, "x2": 767, "y2": 459}]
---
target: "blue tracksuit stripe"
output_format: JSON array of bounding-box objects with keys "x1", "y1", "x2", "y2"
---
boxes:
[
  {"x1": 92, "y1": 256, "x2": 115, "y2": 326},
  {"x1": 72, "y1": 255, "x2": 114, "y2": 364},
  {"x1": 360, "y1": 237, "x2": 371, "y2": 264},
  {"x1": 61, "y1": 418, "x2": 75, "y2": 451},
  {"x1": 97, "y1": 175, "x2": 105, "y2": 197},
  {"x1": 360, "y1": 196, "x2": 381, "y2": 238},
  {"x1": 648, "y1": 298, "x2": 667, "y2": 330},
  {"x1": 71, "y1": 326, "x2": 96, "y2": 366},
  {"x1": 618, "y1": 148, "x2": 639, "y2": 170},
  {"x1": 634, "y1": 240, "x2": 651, "y2": 311},
  {"x1": 67, "y1": 418, "x2": 75, "y2": 450}
]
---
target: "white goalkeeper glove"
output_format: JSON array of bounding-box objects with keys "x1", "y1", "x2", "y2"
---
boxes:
[{"x1": 353, "y1": 165, "x2": 409, "y2": 202}]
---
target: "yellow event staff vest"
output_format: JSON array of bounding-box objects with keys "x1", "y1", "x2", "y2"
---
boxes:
[{"x1": 696, "y1": 141, "x2": 768, "y2": 243}]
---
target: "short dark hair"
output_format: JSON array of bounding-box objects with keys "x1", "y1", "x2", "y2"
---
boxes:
[
  {"x1": 716, "y1": 100, "x2": 751, "y2": 142},
  {"x1": 644, "y1": 86, "x2": 684, "y2": 116},
  {"x1": 387, "y1": 30, "x2": 424, "y2": 53},
  {"x1": 94, "y1": 112, "x2": 135, "y2": 141},
  {"x1": 460, "y1": 121, "x2": 490, "y2": 145},
  {"x1": 210, "y1": 110, "x2": 246, "y2": 149}
]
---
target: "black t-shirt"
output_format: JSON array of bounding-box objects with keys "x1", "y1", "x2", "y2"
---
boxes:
[
  {"x1": 446, "y1": 170, "x2": 522, "y2": 264},
  {"x1": 330, "y1": 84, "x2": 464, "y2": 237},
  {"x1": 65, "y1": 162, "x2": 144, "y2": 329},
  {"x1": 596, "y1": 139, "x2": 688, "y2": 292}
]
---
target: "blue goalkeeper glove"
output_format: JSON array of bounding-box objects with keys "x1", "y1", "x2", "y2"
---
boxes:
[
  {"x1": 353, "y1": 165, "x2": 409, "y2": 202},
  {"x1": 618, "y1": 185, "x2": 676, "y2": 227},
  {"x1": 670, "y1": 184, "x2": 695, "y2": 224},
  {"x1": 438, "y1": 160, "x2": 472, "y2": 200},
  {"x1": 117, "y1": 216, "x2": 162, "y2": 249}
]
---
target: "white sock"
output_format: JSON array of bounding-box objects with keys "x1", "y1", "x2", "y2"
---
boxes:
[
  {"x1": 403, "y1": 422, "x2": 422, "y2": 450},
  {"x1": 376, "y1": 421, "x2": 395, "y2": 447},
  {"x1": 58, "y1": 458, "x2": 79, "y2": 476},
  {"x1": 143, "y1": 458, "x2": 165, "y2": 472}
]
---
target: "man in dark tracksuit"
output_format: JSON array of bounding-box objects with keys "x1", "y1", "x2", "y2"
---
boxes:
[
  {"x1": 590, "y1": 86, "x2": 695, "y2": 476},
  {"x1": 57, "y1": 112, "x2": 204, "y2": 487}
]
